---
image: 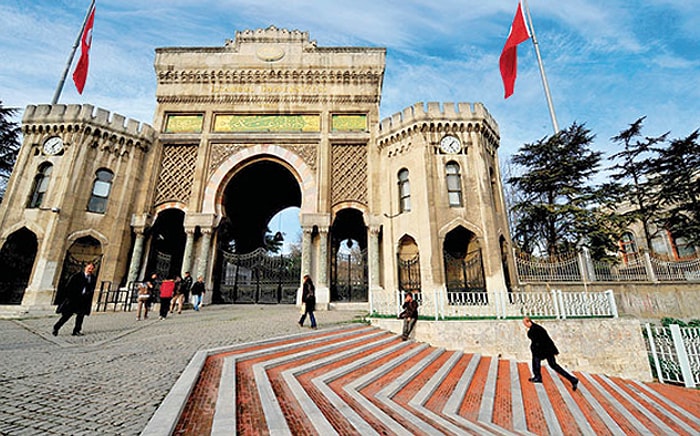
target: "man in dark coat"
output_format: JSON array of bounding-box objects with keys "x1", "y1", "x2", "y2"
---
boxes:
[
  {"x1": 53, "y1": 263, "x2": 97, "y2": 336},
  {"x1": 523, "y1": 316, "x2": 578, "y2": 391},
  {"x1": 399, "y1": 292, "x2": 419, "y2": 341},
  {"x1": 298, "y1": 275, "x2": 316, "y2": 328}
]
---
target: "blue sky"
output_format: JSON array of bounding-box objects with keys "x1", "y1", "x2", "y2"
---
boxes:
[{"x1": 1, "y1": 0, "x2": 699, "y2": 249}]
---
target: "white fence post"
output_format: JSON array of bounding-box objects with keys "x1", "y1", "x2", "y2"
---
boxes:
[
  {"x1": 605, "y1": 289, "x2": 618, "y2": 318},
  {"x1": 670, "y1": 324, "x2": 697, "y2": 388},
  {"x1": 646, "y1": 323, "x2": 665, "y2": 384},
  {"x1": 644, "y1": 251, "x2": 658, "y2": 282},
  {"x1": 551, "y1": 289, "x2": 560, "y2": 319}
]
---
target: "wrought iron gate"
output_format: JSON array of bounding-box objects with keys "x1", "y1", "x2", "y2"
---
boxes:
[
  {"x1": 331, "y1": 248, "x2": 368, "y2": 302},
  {"x1": 218, "y1": 248, "x2": 299, "y2": 304},
  {"x1": 398, "y1": 253, "x2": 421, "y2": 294},
  {"x1": 443, "y1": 248, "x2": 486, "y2": 304}
]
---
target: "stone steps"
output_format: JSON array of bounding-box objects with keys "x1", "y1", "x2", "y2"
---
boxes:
[{"x1": 142, "y1": 324, "x2": 700, "y2": 435}]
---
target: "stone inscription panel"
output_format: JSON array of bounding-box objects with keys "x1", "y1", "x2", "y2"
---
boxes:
[
  {"x1": 332, "y1": 114, "x2": 367, "y2": 132},
  {"x1": 164, "y1": 114, "x2": 203, "y2": 133},
  {"x1": 213, "y1": 114, "x2": 321, "y2": 132}
]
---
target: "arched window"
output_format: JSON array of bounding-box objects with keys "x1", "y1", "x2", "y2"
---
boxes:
[
  {"x1": 87, "y1": 169, "x2": 114, "y2": 213},
  {"x1": 27, "y1": 163, "x2": 52, "y2": 208},
  {"x1": 398, "y1": 168, "x2": 411, "y2": 213},
  {"x1": 619, "y1": 231, "x2": 638, "y2": 263},
  {"x1": 446, "y1": 161, "x2": 462, "y2": 207}
]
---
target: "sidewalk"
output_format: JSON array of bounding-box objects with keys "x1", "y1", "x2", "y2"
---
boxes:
[{"x1": 0, "y1": 305, "x2": 365, "y2": 435}]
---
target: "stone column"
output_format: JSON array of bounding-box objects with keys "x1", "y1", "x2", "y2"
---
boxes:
[
  {"x1": 181, "y1": 228, "x2": 195, "y2": 276},
  {"x1": 301, "y1": 226, "x2": 313, "y2": 278},
  {"x1": 127, "y1": 228, "x2": 146, "y2": 283},
  {"x1": 318, "y1": 227, "x2": 329, "y2": 288},
  {"x1": 197, "y1": 228, "x2": 212, "y2": 279},
  {"x1": 368, "y1": 224, "x2": 381, "y2": 290}
]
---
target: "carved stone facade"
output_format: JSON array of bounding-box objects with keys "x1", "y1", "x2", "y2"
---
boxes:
[{"x1": 0, "y1": 27, "x2": 514, "y2": 312}]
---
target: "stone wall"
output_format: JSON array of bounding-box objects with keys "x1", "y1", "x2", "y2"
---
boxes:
[{"x1": 370, "y1": 317, "x2": 652, "y2": 382}]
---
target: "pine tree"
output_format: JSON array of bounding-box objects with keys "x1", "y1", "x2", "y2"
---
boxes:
[
  {"x1": 508, "y1": 122, "x2": 618, "y2": 257},
  {"x1": 0, "y1": 101, "x2": 21, "y2": 201},
  {"x1": 649, "y1": 129, "x2": 700, "y2": 252},
  {"x1": 607, "y1": 117, "x2": 668, "y2": 253}
]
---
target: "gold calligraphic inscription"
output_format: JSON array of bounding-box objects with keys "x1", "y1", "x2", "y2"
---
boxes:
[
  {"x1": 332, "y1": 114, "x2": 367, "y2": 132},
  {"x1": 164, "y1": 114, "x2": 203, "y2": 133},
  {"x1": 213, "y1": 115, "x2": 321, "y2": 132},
  {"x1": 210, "y1": 84, "x2": 328, "y2": 95}
]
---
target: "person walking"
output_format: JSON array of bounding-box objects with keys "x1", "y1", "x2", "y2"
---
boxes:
[
  {"x1": 298, "y1": 275, "x2": 317, "y2": 329},
  {"x1": 522, "y1": 316, "x2": 579, "y2": 391},
  {"x1": 181, "y1": 271, "x2": 193, "y2": 304},
  {"x1": 158, "y1": 277, "x2": 175, "y2": 320},
  {"x1": 399, "y1": 292, "x2": 418, "y2": 341},
  {"x1": 190, "y1": 276, "x2": 205, "y2": 311},
  {"x1": 169, "y1": 275, "x2": 184, "y2": 314},
  {"x1": 53, "y1": 263, "x2": 97, "y2": 336},
  {"x1": 136, "y1": 283, "x2": 150, "y2": 320}
]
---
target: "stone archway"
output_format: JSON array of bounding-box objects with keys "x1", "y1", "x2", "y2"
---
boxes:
[
  {"x1": 56, "y1": 236, "x2": 103, "y2": 305},
  {"x1": 215, "y1": 158, "x2": 302, "y2": 304},
  {"x1": 443, "y1": 226, "x2": 486, "y2": 303},
  {"x1": 145, "y1": 208, "x2": 186, "y2": 280},
  {"x1": 0, "y1": 228, "x2": 38, "y2": 304},
  {"x1": 330, "y1": 208, "x2": 368, "y2": 302},
  {"x1": 397, "y1": 234, "x2": 421, "y2": 294}
]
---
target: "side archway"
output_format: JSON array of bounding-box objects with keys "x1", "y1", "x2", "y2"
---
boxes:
[{"x1": 0, "y1": 228, "x2": 38, "y2": 304}]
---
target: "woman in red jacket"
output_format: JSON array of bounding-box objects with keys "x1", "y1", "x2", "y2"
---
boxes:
[{"x1": 159, "y1": 278, "x2": 175, "y2": 320}]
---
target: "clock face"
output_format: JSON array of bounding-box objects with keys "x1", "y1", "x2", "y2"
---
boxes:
[
  {"x1": 43, "y1": 136, "x2": 64, "y2": 155},
  {"x1": 439, "y1": 135, "x2": 461, "y2": 154}
]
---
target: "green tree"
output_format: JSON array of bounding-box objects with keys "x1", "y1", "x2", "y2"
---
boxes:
[
  {"x1": 0, "y1": 101, "x2": 21, "y2": 201},
  {"x1": 607, "y1": 117, "x2": 668, "y2": 253},
  {"x1": 508, "y1": 122, "x2": 619, "y2": 257},
  {"x1": 649, "y1": 129, "x2": 700, "y2": 250}
]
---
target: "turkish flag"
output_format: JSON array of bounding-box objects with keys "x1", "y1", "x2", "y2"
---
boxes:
[
  {"x1": 499, "y1": 2, "x2": 530, "y2": 99},
  {"x1": 72, "y1": 6, "x2": 95, "y2": 94}
]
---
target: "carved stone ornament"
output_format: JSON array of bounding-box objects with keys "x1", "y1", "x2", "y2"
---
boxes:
[{"x1": 256, "y1": 46, "x2": 286, "y2": 62}]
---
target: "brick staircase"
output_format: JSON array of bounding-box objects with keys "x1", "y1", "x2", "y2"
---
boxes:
[{"x1": 143, "y1": 325, "x2": 700, "y2": 435}]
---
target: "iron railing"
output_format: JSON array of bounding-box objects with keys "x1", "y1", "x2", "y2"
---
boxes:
[{"x1": 516, "y1": 248, "x2": 700, "y2": 283}]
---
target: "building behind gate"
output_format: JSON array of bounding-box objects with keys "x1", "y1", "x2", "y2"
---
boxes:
[{"x1": 0, "y1": 27, "x2": 514, "y2": 312}]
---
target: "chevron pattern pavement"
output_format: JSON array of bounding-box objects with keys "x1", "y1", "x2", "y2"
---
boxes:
[{"x1": 144, "y1": 324, "x2": 700, "y2": 435}]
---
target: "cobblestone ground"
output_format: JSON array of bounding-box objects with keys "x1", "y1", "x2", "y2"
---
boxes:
[{"x1": 0, "y1": 305, "x2": 366, "y2": 435}]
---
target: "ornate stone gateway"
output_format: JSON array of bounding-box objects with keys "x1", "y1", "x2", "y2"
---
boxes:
[{"x1": 217, "y1": 248, "x2": 299, "y2": 304}]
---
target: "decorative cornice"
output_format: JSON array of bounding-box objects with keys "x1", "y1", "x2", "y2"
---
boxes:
[
  {"x1": 156, "y1": 69, "x2": 384, "y2": 86},
  {"x1": 156, "y1": 94, "x2": 379, "y2": 105}
]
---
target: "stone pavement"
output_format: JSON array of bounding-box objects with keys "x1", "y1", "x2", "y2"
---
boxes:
[{"x1": 0, "y1": 304, "x2": 365, "y2": 435}]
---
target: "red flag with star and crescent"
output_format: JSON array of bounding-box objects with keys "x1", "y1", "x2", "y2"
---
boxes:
[
  {"x1": 72, "y1": 5, "x2": 95, "y2": 94},
  {"x1": 499, "y1": 2, "x2": 531, "y2": 99}
]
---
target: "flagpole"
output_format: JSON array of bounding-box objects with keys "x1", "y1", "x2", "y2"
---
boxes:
[
  {"x1": 51, "y1": 0, "x2": 96, "y2": 104},
  {"x1": 522, "y1": 0, "x2": 560, "y2": 134}
]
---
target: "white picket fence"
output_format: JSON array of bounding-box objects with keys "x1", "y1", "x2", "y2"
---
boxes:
[
  {"x1": 644, "y1": 323, "x2": 700, "y2": 388},
  {"x1": 372, "y1": 288, "x2": 618, "y2": 321}
]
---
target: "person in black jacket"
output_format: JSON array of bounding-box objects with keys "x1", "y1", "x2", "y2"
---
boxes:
[
  {"x1": 523, "y1": 316, "x2": 578, "y2": 391},
  {"x1": 53, "y1": 263, "x2": 97, "y2": 336},
  {"x1": 399, "y1": 292, "x2": 419, "y2": 341},
  {"x1": 298, "y1": 275, "x2": 316, "y2": 328}
]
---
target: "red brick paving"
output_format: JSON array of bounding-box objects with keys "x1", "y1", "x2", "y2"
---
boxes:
[
  {"x1": 170, "y1": 326, "x2": 700, "y2": 435},
  {"x1": 492, "y1": 358, "x2": 512, "y2": 430}
]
